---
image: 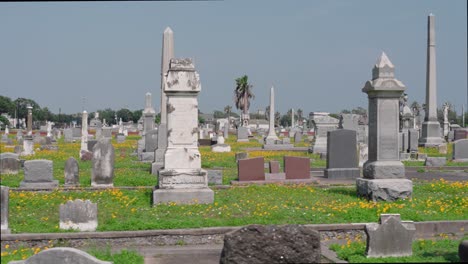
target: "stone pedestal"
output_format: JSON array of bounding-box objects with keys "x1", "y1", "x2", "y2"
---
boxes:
[
  {"x1": 153, "y1": 58, "x2": 213, "y2": 205},
  {"x1": 359, "y1": 52, "x2": 412, "y2": 201},
  {"x1": 357, "y1": 178, "x2": 413, "y2": 202}
]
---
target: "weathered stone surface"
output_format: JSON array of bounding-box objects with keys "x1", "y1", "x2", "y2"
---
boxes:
[
  {"x1": 20, "y1": 160, "x2": 58, "y2": 189},
  {"x1": 64, "y1": 157, "x2": 80, "y2": 187},
  {"x1": 424, "y1": 157, "x2": 446, "y2": 166},
  {"x1": 269, "y1": 160, "x2": 280, "y2": 173},
  {"x1": 207, "y1": 169, "x2": 222, "y2": 185},
  {"x1": 284, "y1": 156, "x2": 310, "y2": 179},
  {"x1": 459, "y1": 240, "x2": 468, "y2": 263},
  {"x1": 87, "y1": 140, "x2": 98, "y2": 152},
  {"x1": 9, "y1": 247, "x2": 111, "y2": 264},
  {"x1": 366, "y1": 214, "x2": 415, "y2": 257},
  {"x1": 408, "y1": 129, "x2": 419, "y2": 153},
  {"x1": 139, "y1": 152, "x2": 154, "y2": 162},
  {"x1": 22, "y1": 137, "x2": 34, "y2": 156},
  {"x1": 325, "y1": 129, "x2": 359, "y2": 179},
  {"x1": 144, "y1": 129, "x2": 158, "y2": 152},
  {"x1": 356, "y1": 178, "x2": 412, "y2": 202},
  {"x1": 59, "y1": 199, "x2": 97, "y2": 232},
  {"x1": 237, "y1": 127, "x2": 249, "y2": 142},
  {"x1": 235, "y1": 152, "x2": 248, "y2": 161},
  {"x1": 91, "y1": 139, "x2": 114, "y2": 187},
  {"x1": 220, "y1": 225, "x2": 321, "y2": 264},
  {"x1": 363, "y1": 161, "x2": 405, "y2": 179},
  {"x1": 0, "y1": 152, "x2": 20, "y2": 175},
  {"x1": 238, "y1": 157, "x2": 265, "y2": 181},
  {"x1": 211, "y1": 143, "x2": 231, "y2": 152},
  {"x1": 116, "y1": 133, "x2": 125, "y2": 143},
  {"x1": 294, "y1": 131, "x2": 302, "y2": 143},
  {"x1": 452, "y1": 139, "x2": 468, "y2": 162},
  {"x1": 1, "y1": 186, "x2": 10, "y2": 234}
]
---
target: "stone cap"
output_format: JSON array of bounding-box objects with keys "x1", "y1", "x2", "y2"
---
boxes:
[{"x1": 169, "y1": 58, "x2": 195, "y2": 71}]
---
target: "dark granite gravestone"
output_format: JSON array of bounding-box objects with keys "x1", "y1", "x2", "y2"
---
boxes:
[
  {"x1": 284, "y1": 156, "x2": 310, "y2": 179},
  {"x1": 220, "y1": 225, "x2": 321, "y2": 264},
  {"x1": 238, "y1": 157, "x2": 265, "y2": 181},
  {"x1": 324, "y1": 129, "x2": 360, "y2": 179}
]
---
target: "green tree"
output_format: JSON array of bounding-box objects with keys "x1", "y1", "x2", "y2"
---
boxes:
[
  {"x1": 0, "y1": 96, "x2": 15, "y2": 116},
  {"x1": 213, "y1": 110, "x2": 226, "y2": 118},
  {"x1": 14, "y1": 98, "x2": 41, "y2": 120},
  {"x1": 224, "y1": 105, "x2": 232, "y2": 119},
  {"x1": 132, "y1": 109, "x2": 143, "y2": 123},
  {"x1": 116, "y1": 108, "x2": 133, "y2": 122},
  {"x1": 98, "y1": 108, "x2": 116, "y2": 125},
  {"x1": 234, "y1": 75, "x2": 254, "y2": 125}
]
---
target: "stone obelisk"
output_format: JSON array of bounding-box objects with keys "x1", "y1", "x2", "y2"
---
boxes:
[
  {"x1": 153, "y1": 27, "x2": 174, "y2": 174},
  {"x1": 143, "y1": 92, "x2": 156, "y2": 133},
  {"x1": 265, "y1": 86, "x2": 279, "y2": 144},
  {"x1": 419, "y1": 14, "x2": 446, "y2": 147},
  {"x1": 80, "y1": 110, "x2": 89, "y2": 158}
]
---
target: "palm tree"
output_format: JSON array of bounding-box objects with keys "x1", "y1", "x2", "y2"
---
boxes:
[
  {"x1": 234, "y1": 75, "x2": 254, "y2": 126},
  {"x1": 224, "y1": 105, "x2": 232, "y2": 118},
  {"x1": 297, "y1": 109, "x2": 303, "y2": 125}
]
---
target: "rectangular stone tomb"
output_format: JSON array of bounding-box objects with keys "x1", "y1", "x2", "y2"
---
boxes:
[
  {"x1": 238, "y1": 157, "x2": 265, "y2": 181},
  {"x1": 452, "y1": 139, "x2": 468, "y2": 162},
  {"x1": 324, "y1": 129, "x2": 360, "y2": 179},
  {"x1": 284, "y1": 156, "x2": 310, "y2": 179},
  {"x1": 20, "y1": 160, "x2": 58, "y2": 189}
]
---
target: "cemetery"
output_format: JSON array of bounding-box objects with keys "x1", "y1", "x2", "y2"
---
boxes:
[{"x1": 1, "y1": 5, "x2": 467, "y2": 264}]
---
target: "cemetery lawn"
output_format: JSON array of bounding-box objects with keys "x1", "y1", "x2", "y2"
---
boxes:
[
  {"x1": 329, "y1": 236, "x2": 467, "y2": 263},
  {"x1": 0, "y1": 244, "x2": 143, "y2": 264}
]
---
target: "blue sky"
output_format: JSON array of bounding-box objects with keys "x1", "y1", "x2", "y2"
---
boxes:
[{"x1": 0, "y1": 0, "x2": 466, "y2": 116}]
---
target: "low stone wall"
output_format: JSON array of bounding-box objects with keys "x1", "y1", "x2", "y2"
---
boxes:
[{"x1": 2, "y1": 221, "x2": 466, "y2": 251}]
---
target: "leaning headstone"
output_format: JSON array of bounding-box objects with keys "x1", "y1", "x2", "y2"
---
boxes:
[
  {"x1": 284, "y1": 156, "x2": 310, "y2": 179},
  {"x1": 153, "y1": 58, "x2": 214, "y2": 204},
  {"x1": 64, "y1": 157, "x2": 80, "y2": 187},
  {"x1": 453, "y1": 139, "x2": 468, "y2": 162},
  {"x1": 91, "y1": 139, "x2": 115, "y2": 187},
  {"x1": 220, "y1": 225, "x2": 321, "y2": 264},
  {"x1": 424, "y1": 157, "x2": 446, "y2": 167},
  {"x1": 357, "y1": 52, "x2": 412, "y2": 201},
  {"x1": 238, "y1": 157, "x2": 265, "y2": 181},
  {"x1": 366, "y1": 214, "x2": 415, "y2": 257},
  {"x1": 20, "y1": 160, "x2": 58, "y2": 189},
  {"x1": 8, "y1": 247, "x2": 112, "y2": 264},
  {"x1": 59, "y1": 199, "x2": 97, "y2": 231},
  {"x1": 324, "y1": 129, "x2": 359, "y2": 179},
  {"x1": 1, "y1": 186, "x2": 10, "y2": 234},
  {"x1": 0, "y1": 152, "x2": 20, "y2": 175}
]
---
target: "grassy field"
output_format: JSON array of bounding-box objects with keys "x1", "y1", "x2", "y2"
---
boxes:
[{"x1": 330, "y1": 236, "x2": 467, "y2": 263}]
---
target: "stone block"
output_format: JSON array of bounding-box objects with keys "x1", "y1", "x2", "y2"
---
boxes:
[
  {"x1": 238, "y1": 157, "x2": 265, "y2": 181},
  {"x1": 237, "y1": 127, "x2": 249, "y2": 142},
  {"x1": 366, "y1": 214, "x2": 415, "y2": 257},
  {"x1": 91, "y1": 139, "x2": 114, "y2": 187},
  {"x1": 207, "y1": 169, "x2": 223, "y2": 185},
  {"x1": 211, "y1": 144, "x2": 231, "y2": 152},
  {"x1": 324, "y1": 168, "x2": 360, "y2": 179},
  {"x1": 64, "y1": 157, "x2": 80, "y2": 187},
  {"x1": 356, "y1": 178, "x2": 412, "y2": 202},
  {"x1": 0, "y1": 152, "x2": 20, "y2": 175},
  {"x1": 59, "y1": 199, "x2": 97, "y2": 231},
  {"x1": 220, "y1": 225, "x2": 321, "y2": 264},
  {"x1": 8, "y1": 247, "x2": 111, "y2": 264},
  {"x1": 424, "y1": 157, "x2": 446, "y2": 167},
  {"x1": 284, "y1": 156, "x2": 310, "y2": 179},
  {"x1": 363, "y1": 160, "x2": 405, "y2": 179},
  {"x1": 269, "y1": 160, "x2": 280, "y2": 173},
  {"x1": 1, "y1": 186, "x2": 10, "y2": 234},
  {"x1": 153, "y1": 188, "x2": 214, "y2": 205},
  {"x1": 452, "y1": 139, "x2": 468, "y2": 162},
  {"x1": 20, "y1": 160, "x2": 58, "y2": 189}
]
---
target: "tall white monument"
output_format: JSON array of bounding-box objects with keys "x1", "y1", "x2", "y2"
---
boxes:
[
  {"x1": 419, "y1": 14, "x2": 446, "y2": 147},
  {"x1": 264, "y1": 86, "x2": 279, "y2": 144}
]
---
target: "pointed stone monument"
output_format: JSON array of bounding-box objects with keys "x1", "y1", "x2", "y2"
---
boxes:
[
  {"x1": 264, "y1": 86, "x2": 279, "y2": 145},
  {"x1": 152, "y1": 27, "x2": 174, "y2": 174},
  {"x1": 80, "y1": 111, "x2": 89, "y2": 159},
  {"x1": 356, "y1": 52, "x2": 412, "y2": 201},
  {"x1": 419, "y1": 14, "x2": 446, "y2": 147},
  {"x1": 23, "y1": 105, "x2": 34, "y2": 155},
  {"x1": 153, "y1": 58, "x2": 214, "y2": 205}
]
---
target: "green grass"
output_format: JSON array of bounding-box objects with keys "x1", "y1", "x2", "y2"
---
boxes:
[
  {"x1": 330, "y1": 237, "x2": 466, "y2": 263},
  {"x1": 0, "y1": 244, "x2": 143, "y2": 264}
]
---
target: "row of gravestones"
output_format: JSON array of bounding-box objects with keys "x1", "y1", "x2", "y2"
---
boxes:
[
  {"x1": 0, "y1": 138, "x2": 115, "y2": 188},
  {"x1": 237, "y1": 156, "x2": 311, "y2": 182}
]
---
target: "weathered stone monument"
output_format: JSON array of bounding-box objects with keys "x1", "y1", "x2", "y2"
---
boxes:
[
  {"x1": 143, "y1": 92, "x2": 156, "y2": 133},
  {"x1": 220, "y1": 225, "x2": 321, "y2": 264},
  {"x1": 9, "y1": 248, "x2": 112, "y2": 264},
  {"x1": 452, "y1": 139, "x2": 468, "y2": 162},
  {"x1": 357, "y1": 52, "x2": 412, "y2": 201},
  {"x1": 365, "y1": 214, "x2": 415, "y2": 258},
  {"x1": 309, "y1": 112, "x2": 339, "y2": 154},
  {"x1": 91, "y1": 138, "x2": 115, "y2": 187},
  {"x1": 324, "y1": 129, "x2": 360, "y2": 179},
  {"x1": 64, "y1": 157, "x2": 80, "y2": 187},
  {"x1": 0, "y1": 152, "x2": 20, "y2": 175},
  {"x1": 152, "y1": 27, "x2": 174, "y2": 174},
  {"x1": 80, "y1": 110, "x2": 90, "y2": 159},
  {"x1": 1, "y1": 186, "x2": 10, "y2": 234},
  {"x1": 264, "y1": 86, "x2": 279, "y2": 145},
  {"x1": 153, "y1": 58, "x2": 214, "y2": 205},
  {"x1": 59, "y1": 199, "x2": 97, "y2": 231},
  {"x1": 20, "y1": 160, "x2": 58, "y2": 189},
  {"x1": 419, "y1": 14, "x2": 446, "y2": 147}
]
